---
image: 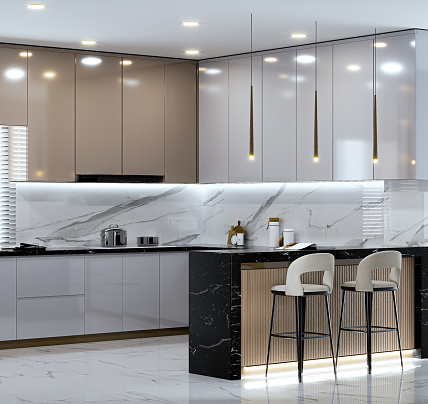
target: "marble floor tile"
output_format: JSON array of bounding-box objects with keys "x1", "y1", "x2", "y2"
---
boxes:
[{"x1": 0, "y1": 335, "x2": 425, "y2": 403}]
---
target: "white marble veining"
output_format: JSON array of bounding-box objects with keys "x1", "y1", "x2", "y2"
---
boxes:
[
  {"x1": 15, "y1": 180, "x2": 428, "y2": 248},
  {"x1": 0, "y1": 334, "x2": 424, "y2": 403}
]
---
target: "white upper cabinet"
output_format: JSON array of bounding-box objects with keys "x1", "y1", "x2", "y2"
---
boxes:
[
  {"x1": 199, "y1": 60, "x2": 229, "y2": 183},
  {"x1": 333, "y1": 39, "x2": 374, "y2": 180},
  {"x1": 297, "y1": 45, "x2": 333, "y2": 181},
  {"x1": 229, "y1": 56, "x2": 262, "y2": 182},
  {"x1": 375, "y1": 34, "x2": 415, "y2": 180},
  {"x1": 262, "y1": 50, "x2": 297, "y2": 182}
]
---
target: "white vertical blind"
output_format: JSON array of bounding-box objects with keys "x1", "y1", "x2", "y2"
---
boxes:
[{"x1": 362, "y1": 181, "x2": 384, "y2": 241}]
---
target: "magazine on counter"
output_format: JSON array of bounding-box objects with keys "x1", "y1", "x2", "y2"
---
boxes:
[{"x1": 275, "y1": 243, "x2": 316, "y2": 250}]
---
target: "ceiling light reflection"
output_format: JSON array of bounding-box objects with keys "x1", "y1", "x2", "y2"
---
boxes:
[
  {"x1": 185, "y1": 50, "x2": 199, "y2": 55},
  {"x1": 374, "y1": 42, "x2": 387, "y2": 48},
  {"x1": 5, "y1": 68, "x2": 25, "y2": 80},
  {"x1": 43, "y1": 71, "x2": 56, "y2": 79},
  {"x1": 81, "y1": 40, "x2": 97, "y2": 45},
  {"x1": 381, "y1": 62, "x2": 403, "y2": 74},
  {"x1": 411, "y1": 40, "x2": 416, "y2": 47},
  {"x1": 296, "y1": 55, "x2": 315, "y2": 63},
  {"x1": 291, "y1": 33, "x2": 307, "y2": 39},
  {"x1": 19, "y1": 51, "x2": 32, "y2": 57},
  {"x1": 121, "y1": 60, "x2": 132, "y2": 65},
  {"x1": 81, "y1": 57, "x2": 102, "y2": 66},
  {"x1": 205, "y1": 68, "x2": 221, "y2": 75},
  {"x1": 27, "y1": 4, "x2": 45, "y2": 10},
  {"x1": 278, "y1": 73, "x2": 289, "y2": 79},
  {"x1": 264, "y1": 57, "x2": 278, "y2": 63},
  {"x1": 347, "y1": 64, "x2": 361, "y2": 72},
  {"x1": 183, "y1": 21, "x2": 199, "y2": 27}
]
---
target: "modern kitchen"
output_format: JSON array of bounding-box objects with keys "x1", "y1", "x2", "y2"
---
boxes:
[{"x1": 0, "y1": 1, "x2": 427, "y2": 403}]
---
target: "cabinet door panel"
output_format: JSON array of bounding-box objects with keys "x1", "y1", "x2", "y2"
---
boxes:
[
  {"x1": 123, "y1": 59, "x2": 165, "y2": 176},
  {"x1": 0, "y1": 259, "x2": 16, "y2": 341},
  {"x1": 199, "y1": 60, "x2": 229, "y2": 183},
  {"x1": 297, "y1": 46, "x2": 333, "y2": 181},
  {"x1": 85, "y1": 255, "x2": 123, "y2": 334},
  {"x1": 165, "y1": 61, "x2": 197, "y2": 183},
  {"x1": 160, "y1": 253, "x2": 188, "y2": 328},
  {"x1": 0, "y1": 47, "x2": 27, "y2": 125},
  {"x1": 263, "y1": 51, "x2": 296, "y2": 182},
  {"x1": 123, "y1": 254, "x2": 160, "y2": 331},
  {"x1": 229, "y1": 56, "x2": 262, "y2": 182},
  {"x1": 76, "y1": 54, "x2": 122, "y2": 175},
  {"x1": 333, "y1": 40, "x2": 373, "y2": 180},
  {"x1": 28, "y1": 51, "x2": 75, "y2": 181},
  {"x1": 375, "y1": 34, "x2": 416, "y2": 179}
]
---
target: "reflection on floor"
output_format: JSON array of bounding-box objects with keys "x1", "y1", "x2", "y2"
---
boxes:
[{"x1": 0, "y1": 334, "x2": 424, "y2": 403}]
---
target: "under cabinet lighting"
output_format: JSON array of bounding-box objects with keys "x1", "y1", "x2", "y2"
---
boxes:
[
  {"x1": 19, "y1": 51, "x2": 32, "y2": 57},
  {"x1": 185, "y1": 50, "x2": 199, "y2": 55},
  {"x1": 183, "y1": 21, "x2": 199, "y2": 27},
  {"x1": 27, "y1": 4, "x2": 45, "y2": 10},
  {"x1": 291, "y1": 33, "x2": 306, "y2": 39},
  {"x1": 81, "y1": 40, "x2": 97, "y2": 45}
]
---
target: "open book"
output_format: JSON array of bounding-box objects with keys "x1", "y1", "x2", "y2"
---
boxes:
[{"x1": 275, "y1": 243, "x2": 316, "y2": 250}]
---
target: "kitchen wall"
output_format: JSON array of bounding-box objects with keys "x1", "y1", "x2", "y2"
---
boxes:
[{"x1": 15, "y1": 180, "x2": 428, "y2": 248}]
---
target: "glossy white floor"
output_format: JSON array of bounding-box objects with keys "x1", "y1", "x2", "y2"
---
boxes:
[{"x1": 0, "y1": 334, "x2": 424, "y2": 403}]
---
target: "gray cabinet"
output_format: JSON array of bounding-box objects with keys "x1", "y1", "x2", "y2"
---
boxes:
[
  {"x1": 28, "y1": 50, "x2": 75, "y2": 181},
  {"x1": 262, "y1": 50, "x2": 297, "y2": 182},
  {"x1": 0, "y1": 258, "x2": 16, "y2": 341},
  {"x1": 76, "y1": 54, "x2": 122, "y2": 175},
  {"x1": 229, "y1": 56, "x2": 262, "y2": 182},
  {"x1": 165, "y1": 61, "x2": 197, "y2": 183},
  {"x1": 160, "y1": 252, "x2": 189, "y2": 328},
  {"x1": 198, "y1": 60, "x2": 229, "y2": 183},
  {"x1": 85, "y1": 255, "x2": 123, "y2": 334},
  {"x1": 0, "y1": 47, "x2": 27, "y2": 125},
  {"x1": 123, "y1": 58, "x2": 165, "y2": 176},
  {"x1": 123, "y1": 254, "x2": 160, "y2": 331}
]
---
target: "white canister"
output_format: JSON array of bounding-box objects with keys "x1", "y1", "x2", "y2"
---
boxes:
[
  {"x1": 282, "y1": 229, "x2": 294, "y2": 245},
  {"x1": 268, "y1": 218, "x2": 280, "y2": 247}
]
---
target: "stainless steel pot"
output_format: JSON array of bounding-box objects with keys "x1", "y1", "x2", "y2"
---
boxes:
[{"x1": 100, "y1": 224, "x2": 127, "y2": 247}]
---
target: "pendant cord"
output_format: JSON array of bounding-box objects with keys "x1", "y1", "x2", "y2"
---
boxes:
[
  {"x1": 251, "y1": 13, "x2": 253, "y2": 85},
  {"x1": 315, "y1": 21, "x2": 317, "y2": 91}
]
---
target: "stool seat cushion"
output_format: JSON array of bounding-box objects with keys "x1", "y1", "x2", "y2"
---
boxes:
[
  {"x1": 272, "y1": 283, "x2": 330, "y2": 295},
  {"x1": 341, "y1": 280, "x2": 398, "y2": 291}
]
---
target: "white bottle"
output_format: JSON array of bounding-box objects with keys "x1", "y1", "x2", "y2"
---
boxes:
[
  {"x1": 282, "y1": 229, "x2": 294, "y2": 245},
  {"x1": 268, "y1": 218, "x2": 280, "y2": 247}
]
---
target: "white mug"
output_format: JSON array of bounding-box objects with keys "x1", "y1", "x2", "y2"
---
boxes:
[{"x1": 236, "y1": 233, "x2": 244, "y2": 246}]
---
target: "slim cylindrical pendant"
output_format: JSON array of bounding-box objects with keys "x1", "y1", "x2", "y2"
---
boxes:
[
  {"x1": 314, "y1": 90, "x2": 318, "y2": 162},
  {"x1": 373, "y1": 93, "x2": 378, "y2": 163},
  {"x1": 249, "y1": 85, "x2": 254, "y2": 159}
]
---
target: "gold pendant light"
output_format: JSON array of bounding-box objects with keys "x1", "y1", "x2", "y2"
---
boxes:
[
  {"x1": 313, "y1": 21, "x2": 319, "y2": 162},
  {"x1": 373, "y1": 29, "x2": 378, "y2": 164},
  {"x1": 249, "y1": 13, "x2": 255, "y2": 160}
]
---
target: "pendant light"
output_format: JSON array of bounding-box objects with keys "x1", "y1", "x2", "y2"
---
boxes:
[
  {"x1": 373, "y1": 29, "x2": 378, "y2": 164},
  {"x1": 249, "y1": 13, "x2": 255, "y2": 160},
  {"x1": 313, "y1": 21, "x2": 319, "y2": 162}
]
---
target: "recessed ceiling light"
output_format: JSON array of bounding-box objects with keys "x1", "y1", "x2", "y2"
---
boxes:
[
  {"x1": 291, "y1": 33, "x2": 307, "y2": 39},
  {"x1": 347, "y1": 64, "x2": 361, "y2": 72},
  {"x1": 19, "y1": 51, "x2": 32, "y2": 57},
  {"x1": 264, "y1": 57, "x2": 278, "y2": 63},
  {"x1": 81, "y1": 57, "x2": 102, "y2": 66},
  {"x1": 374, "y1": 42, "x2": 387, "y2": 48},
  {"x1": 296, "y1": 55, "x2": 315, "y2": 63},
  {"x1": 43, "y1": 71, "x2": 56, "y2": 79},
  {"x1": 185, "y1": 50, "x2": 199, "y2": 55},
  {"x1": 81, "y1": 40, "x2": 97, "y2": 46},
  {"x1": 121, "y1": 60, "x2": 132, "y2": 65},
  {"x1": 183, "y1": 21, "x2": 199, "y2": 27},
  {"x1": 27, "y1": 4, "x2": 45, "y2": 10}
]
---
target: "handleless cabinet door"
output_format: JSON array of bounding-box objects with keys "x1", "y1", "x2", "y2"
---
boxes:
[
  {"x1": 229, "y1": 56, "x2": 262, "y2": 182},
  {"x1": 0, "y1": 47, "x2": 27, "y2": 125},
  {"x1": 123, "y1": 254, "x2": 160, "y2": 331},
  {"x1": 375, "y1": 34, "x2": 416, "y2": 179},
  {"x1": 297, "y1": 45, "x2": 333, "y2": 181},
  {"x1": 123, "y1": 59, "x2": 165, "y2": 176},
  {"x1": 333, "y1": 39, "x2": 373, "y2": 180},
  {"x1": 165, "y1": 61, "x2": 197, "y2": 183},
  {"x1": 199, "y1": 60, "x2": 229, "y2": 183},
  {"x1": 0, "y1": 258, "x2": 16, "y2": 341},
  {"x1": 263, "y1": 51, "x2": 296, "y2": 182},
  {"x1": 28, "y1": 51, "x2": 75, "y2": 181},
  {"x1": 76, "y1": 54, "x2": 122, "y2": 175}
]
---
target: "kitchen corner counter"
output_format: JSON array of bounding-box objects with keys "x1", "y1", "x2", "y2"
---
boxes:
[{"x1": 189, "y1": 246, "x2": 428, "y2": 380}]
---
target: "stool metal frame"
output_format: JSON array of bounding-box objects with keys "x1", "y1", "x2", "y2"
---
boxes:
[{"x1": 265, "y1": 253, "x2": 337, "y2": 382}]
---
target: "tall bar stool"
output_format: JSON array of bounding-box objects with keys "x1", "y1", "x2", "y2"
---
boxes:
[
  {"x1": 265, "y1": 253, "x2": 336, "y2": 382},
  {"x1": 336, "y1": 250, "x2": 403, "y2": 374}
]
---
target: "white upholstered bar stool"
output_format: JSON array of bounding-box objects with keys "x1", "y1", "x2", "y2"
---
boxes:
[
  {"x1": 265, "y1": 253, "x2": 336, "y2": 382},
  {"x1": 336, "y1": 251, "x2": 403, "y2": 374}
]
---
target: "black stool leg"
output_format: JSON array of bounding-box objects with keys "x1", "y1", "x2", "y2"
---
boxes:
[
  {"x1": 325, "y1": 295, "x2": 337, "y2": 377},
  {"x1": 392, "y1": 290, "x2": 403, "y2": 368},
  {"x1": 266, "y1": 294, "x2": 277, "y2": 377},
  {"x1": 335, "y1": 290, "x2": 346, "y2": 369},
  {"x1": 365, "y1": 292, "x2": 374, "y2": 374},
  {"x1": 296, "y1": 296, "x2": 304, "y2": 382}
]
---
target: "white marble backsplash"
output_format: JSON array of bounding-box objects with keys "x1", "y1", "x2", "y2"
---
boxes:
[{"x1": 15, "y1": 180, "x2": 428, "y2": 248}]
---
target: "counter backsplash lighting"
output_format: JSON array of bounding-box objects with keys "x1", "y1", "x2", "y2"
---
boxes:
[{"x1": 15, "y1": 180, "x2": 428, "y2": 248}]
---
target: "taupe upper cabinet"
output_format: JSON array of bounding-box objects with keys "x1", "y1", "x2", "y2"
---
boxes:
[
  {"x1": 165, "y1": 61, "x2": 197, "y2": 183},
  {"x1": 76, "y1": 54, "x2": 122, "y2": 175},
  {"x1": 123, "y1": 58, "x2": 165, "y2": 176},
  {"x1": 0, "y1": 47, "x2": 27, "y2": 125},
  {"x1": 28, "y1": 50, "x2": 75, "y2": 181}
]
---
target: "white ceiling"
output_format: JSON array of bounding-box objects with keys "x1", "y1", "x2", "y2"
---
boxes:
[{"x1": 2, "y1": 0, "x2": 428, "y2": 60}]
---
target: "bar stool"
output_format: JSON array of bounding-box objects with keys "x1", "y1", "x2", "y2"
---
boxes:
[
  {"x1": 336, "y1": 250, "x2": 403, "y2": 374},
  {"x1": 265, "y1": 253, "x2": 336, "y2": 382}
]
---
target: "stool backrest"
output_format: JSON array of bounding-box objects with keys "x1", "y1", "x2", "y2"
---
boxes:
[
  {"x1": 355, "y1": 250, "x2": 402, "y2": 292},
  {"x1": 285, "y1": 253, "x2": 335, "y2": 296}
]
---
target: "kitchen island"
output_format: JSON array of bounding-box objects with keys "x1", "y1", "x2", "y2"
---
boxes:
[{"x1": 189, "y1": 246, "x2": 427, "y2": 380}]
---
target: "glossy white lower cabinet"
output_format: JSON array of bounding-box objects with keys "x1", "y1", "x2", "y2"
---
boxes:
[
  {"x1": 85, "y1": 255, "x2": 123, "y2": 334},
  {"x1": 123, "y1": 254, "x2": 160, "y2": 331},
  {"x1": 17, "y1": 296, "x2": 84, "y2": 339},
  {"x1": 160, "y1": 252, "x2": 189, "y2": 328},
  {"x1": 0, "y1": 259, "x2": 16, "y2": 341}
]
